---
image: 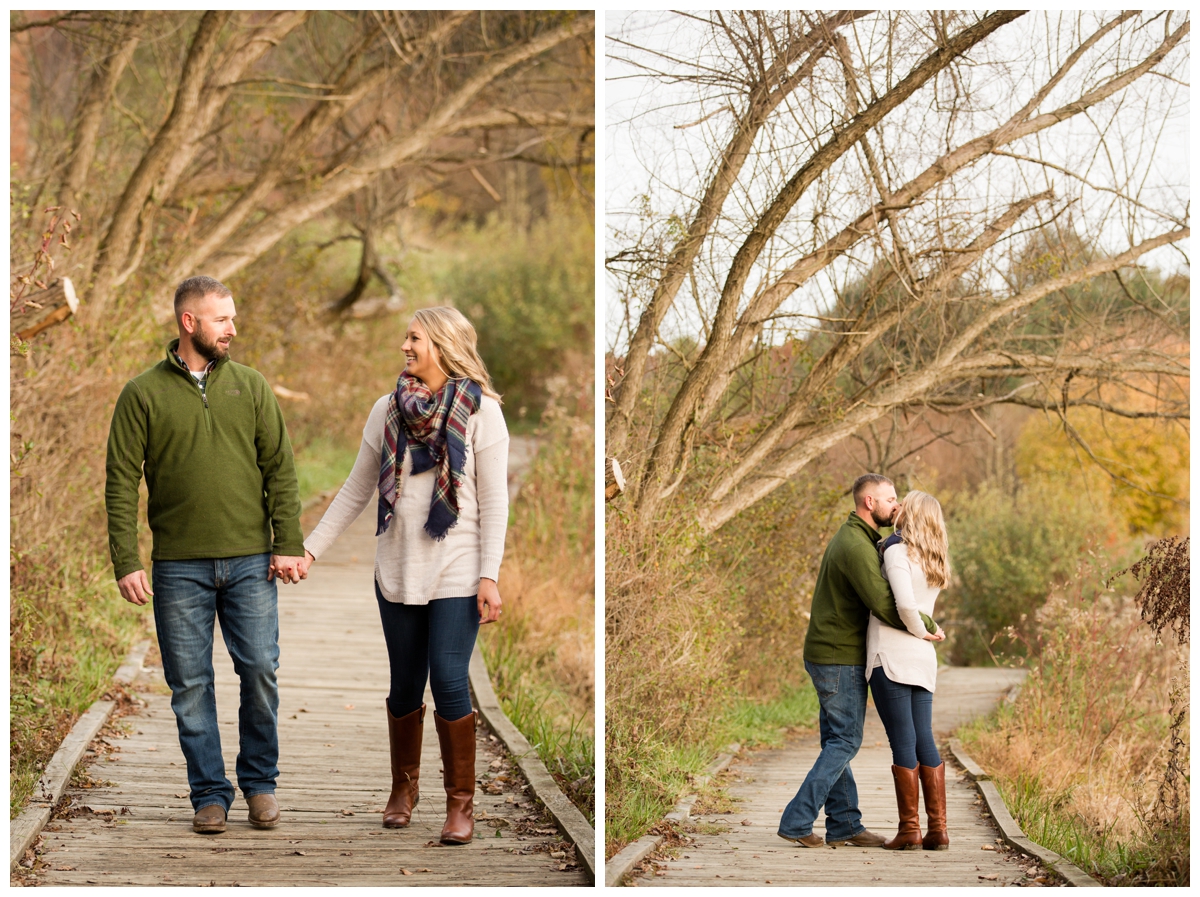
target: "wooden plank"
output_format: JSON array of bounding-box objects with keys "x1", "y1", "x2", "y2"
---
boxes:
[
  {"x1": 19, "y1": 505, "x2": 589, "y2": 887},
  {"x1": 470, "y1": 644, "x2": 596, "y2": 881},
  {"x1": 631, "y1": 668, "x2": 1043, "y2": 888}
]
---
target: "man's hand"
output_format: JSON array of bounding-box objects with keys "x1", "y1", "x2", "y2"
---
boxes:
[
  {"x1": 269, "y1": 555, "x2": 307, "y2": 584},
  {"x1": 923, "y1": 625, "x2": 946, "y2": 642},
  {"x1": 478, "y1": 578, "x2": 502, "y2": 624},
  {"x1": 117, "y1": 570, "x2": 154, "y2": 606}
]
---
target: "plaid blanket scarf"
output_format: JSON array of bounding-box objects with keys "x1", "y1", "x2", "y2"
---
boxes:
[{"x1": 377, "y1": 372, "x2": 482, "y2": 541}]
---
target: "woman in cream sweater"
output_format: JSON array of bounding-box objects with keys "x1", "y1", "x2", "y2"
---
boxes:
[
  {"x1": 866, "y1": 490, "x2": 950, "y2": 851},
  {"x1": 299, "y1": 306, "x2": 508, "y2": 845}
]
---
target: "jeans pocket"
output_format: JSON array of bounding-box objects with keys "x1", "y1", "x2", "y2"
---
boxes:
[{"x1": 808, "y1": 664, "x2": 841, "y2": 700}]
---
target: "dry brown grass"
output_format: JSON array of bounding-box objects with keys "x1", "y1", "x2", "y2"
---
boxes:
[{"x1": 958, "y1": 563, "x2": 1188, "y2": 884}]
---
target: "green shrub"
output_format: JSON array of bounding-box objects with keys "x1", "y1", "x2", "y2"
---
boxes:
[{"x1": 430, "y1": 211, "x2": 593, "y2": 422}]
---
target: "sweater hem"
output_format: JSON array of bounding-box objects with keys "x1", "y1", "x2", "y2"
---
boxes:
[{"x1": 150, "y1": 545, "x2": 274, "y2": 562}]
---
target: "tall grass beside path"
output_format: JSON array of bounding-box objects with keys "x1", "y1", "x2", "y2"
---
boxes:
[
  {"x1": 478, "y1": 385, "x2": 595, "y2": 823},
  {"x1": 957, "y1": 555, "x2": 1188, "y2": 885}
]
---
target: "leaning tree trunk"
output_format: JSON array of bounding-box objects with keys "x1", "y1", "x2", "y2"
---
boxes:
[{"x1": 12, "y1": 278, "x2": 78, "y2": 340}]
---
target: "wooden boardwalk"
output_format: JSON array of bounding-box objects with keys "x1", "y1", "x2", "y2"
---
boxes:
[
  {"x1": 632, "y1": 667, "x2": 1039, "y2": 888},
  {"x1": 25, "y1": 459, "x2": 589, "y2": 887}
]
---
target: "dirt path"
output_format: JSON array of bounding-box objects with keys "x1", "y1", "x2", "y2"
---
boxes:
[
  {"x1": 20, "y1": 434, "x2": 590, "y2": 887},
  {"x1": 630, "y1": 667, "x2": 1054, "y2": 888}
]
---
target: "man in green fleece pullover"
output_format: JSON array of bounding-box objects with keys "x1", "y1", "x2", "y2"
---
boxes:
[
  {"x1": 105, "y1": 275, "x2": 306, "y2": 835},
  {"x1": 777, "y1": 473, "x2": 944, "y2": 848}
]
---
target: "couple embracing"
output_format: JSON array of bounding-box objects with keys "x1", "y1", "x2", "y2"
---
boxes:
[
  {"x1": 779, "y1": 474, "x2": 952, "y2": 851},
  {"x1": 105, "y1": 276, "x2": 508, "y2": 841}
]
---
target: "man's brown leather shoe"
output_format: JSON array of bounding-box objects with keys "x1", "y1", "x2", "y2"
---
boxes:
[
  {"x1": 779, "y1": 832, "x2": 825, "y2": 848},
  {"x1": 247, "y1": 792, "x2": 280, "y2": 829},
  {"x1": 193, "y1": 804, "x2": 227, "y2": 834},
  {"x1": 827, "y1": 829, "x2": 888, "y2": 848}
]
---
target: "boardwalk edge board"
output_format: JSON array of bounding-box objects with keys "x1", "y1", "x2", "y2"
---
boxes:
[
  {"x1": 605, "y1": 742, "x2": 742, "y2": 887},
  {"x1": 9, "y1": 639, "x2": 150, "y2": 871},
  {"x1": 947, "y1": 740, "x2": 1103, "y2": 887},
  {"x1": 468, "y1": 643, "x2": 596, "y2": 883}
]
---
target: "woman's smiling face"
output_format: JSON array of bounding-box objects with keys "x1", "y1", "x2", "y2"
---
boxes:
[{"x1": 402, "y1": 317, "x2": 443, "y2": 384}]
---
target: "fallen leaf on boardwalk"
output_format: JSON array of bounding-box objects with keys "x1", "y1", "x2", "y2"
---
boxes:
[
  {"x1": 289, "y1": 850, "x2": 307, "y2": 856},
  {"x1": 979, "y1": 874, "x2": 998, "y2": 881},
  {"x1": 146, "y1": 746, "x2": 157, "y2": 751},
  {"x1": 162, "y1": 853, "x2": 185, "y2": 859},
  {"x1": 339, "y1": 809, "x2": 355, "y2": 816},
  {"x1": 55, "y1": 866, "x2": 75, "y2": 871},
  {"x1": 550, "y1": 851, "x2": 565, "y2": 859},
  {"x1": 401, "y1": 869, "x2": 413, "y2": 876},
  {"x1": 345, "y1": 704, "x2": 355, "y2": 710},
  {"x1": 416, "y1": 868, "x2": 432, "y2": 873},
  {"x1": 340, "y1": 851, "x2": 353, "y2": 857},
  {"x1": 981, "y1": 844, "x2": 996, "y2": 850},
  {"x1": 175, "y1": 793, "x2": 189, "y2": 799},
  {"x1": 324, "y1": 743, "x2": 335, "y2": 748},
  {"x1": 740, "y1": 819, "x2": 752, "y2": 826},
  {"x1": 298, "y1": 708, "x2": 308, "y2": 713},
  {"x1": 424, "y1": 840, "x2": 441, "y2": 848}
]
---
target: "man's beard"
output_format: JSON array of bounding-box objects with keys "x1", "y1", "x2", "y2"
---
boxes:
[
  {"x1": 871, "y1": 506, "x2": 896, "y2": 528},
  {"x1": 194, "y1": 329, "x2": 230, "y2": 363}
]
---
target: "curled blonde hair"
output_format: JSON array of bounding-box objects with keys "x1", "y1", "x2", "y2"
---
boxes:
[
  {"x1": 895, "y1": 490, "x2": 950, "y2": 589},
  {"x1": 411, "y1": 306, "x2": 501, "y2": 402}
]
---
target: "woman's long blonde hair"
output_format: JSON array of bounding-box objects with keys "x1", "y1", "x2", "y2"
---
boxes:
[
  {"x1": 895, "y1": 490, "x2": 950, "y2": 589},
  {"x1": 411, "y1": 306, "x2": 501, "y2": 402}
]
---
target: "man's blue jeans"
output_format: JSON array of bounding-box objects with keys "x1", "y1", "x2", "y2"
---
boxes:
[
  {"x1": 778, "y1": 661, "x2": 867, "y2": 841},
  {"x1": 152, "y1": 553, "x2": 279, "y2": 813}
]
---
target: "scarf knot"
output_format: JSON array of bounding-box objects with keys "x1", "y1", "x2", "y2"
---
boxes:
[{"x1": 377, "y1": 372, "x2": 482, "y2": 541}]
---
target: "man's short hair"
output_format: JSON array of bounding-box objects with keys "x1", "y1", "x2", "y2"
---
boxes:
[
  {"x1": 852, "y1": 473, "x2": 893, "y2": 506},
  {"x1": 174, "y1": 275, "x2": 232, "y2": 318}
]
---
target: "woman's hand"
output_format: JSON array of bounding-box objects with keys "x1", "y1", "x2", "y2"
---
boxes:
[
  {"x1": 295, "y1": 549, "x2": 315, "y2": 580},
  {"x1": 478, "y1": 578, "x2": 502, "y2": 624},
  {"x1": 923, "y1": 625, "x2": 946, "y2": 642}
]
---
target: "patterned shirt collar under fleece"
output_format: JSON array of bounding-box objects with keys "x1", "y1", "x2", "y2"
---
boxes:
[{"x1": 171, "y1": 348, "x2": 217, "y2": 400}]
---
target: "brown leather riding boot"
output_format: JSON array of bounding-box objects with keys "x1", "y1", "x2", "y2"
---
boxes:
[
  {"x1": 919, "y1": 762, "x2": 950, "y2": 850},
  {"x1": 383, "y1": 702, "x2": 424, "y2": 828},
  {"x1": 433, "y1": 710, "x2": 477, "y2": 845},
  {"x1": 882, "y1": 765, "x2": 923, "y2": 850}
]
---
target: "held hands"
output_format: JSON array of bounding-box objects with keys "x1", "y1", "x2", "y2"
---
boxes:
[
  {"x1": 295, "y1": 550, "x2": 315, "y2": 579},
  {"x1": 478, "y1": 578, "x2": 502, "y2": 625},
  {"x1": 268, "y1": 554, "x2": 309, "y2": 584},
  {"x1": 923, "y1": 625, "x2": 946, "y2": 642},
  {"x1": 117, "y1": 570, "x2": 154, "y2": 606}
]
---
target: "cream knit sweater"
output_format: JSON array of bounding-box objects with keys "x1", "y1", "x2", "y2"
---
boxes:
[
  {"x1": 303, "y1": 393, "x2": 509, "y2": 604},
  {"x1": 865, "y1": 542, "x2": 940, "y2": 693}
]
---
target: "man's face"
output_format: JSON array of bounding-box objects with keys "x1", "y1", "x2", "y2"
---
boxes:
[
  {"x1": 866, "y1": 483, "x2": 899, "y2": 528},
  {"x1": 185, "y1": 294, "x2": 237, "y2": 362}
]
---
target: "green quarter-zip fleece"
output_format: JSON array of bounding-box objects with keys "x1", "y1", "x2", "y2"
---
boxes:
[
  {"x1": 803, "y1": 512, "x2": 937, "y2": 666},
  {"x1": 105, "y1": 339, "x2": 304, "y2": 579}
]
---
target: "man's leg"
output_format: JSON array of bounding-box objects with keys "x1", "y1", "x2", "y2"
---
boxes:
[
  {"x1": 778, "y1": 661, "x2": 867, "y2": 840},
  {"x1": 820, "y1": 664, "x2": 869, "y2": 841},
  {"x1": 151, "y1": 559, "x2": 234, "y2": 814},
  {"x1": 216, "y1": 553, "x2": 280, "y2": 803}
]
